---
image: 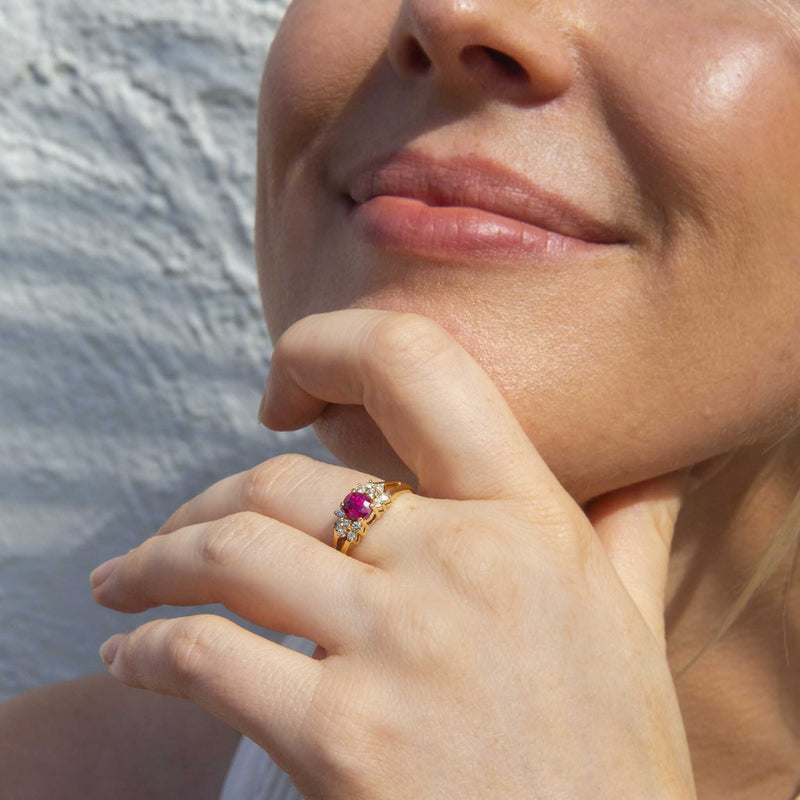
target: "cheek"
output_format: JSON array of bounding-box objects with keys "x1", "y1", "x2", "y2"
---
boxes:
[
  {"x1": 595, "y1": 6, "x2": 800, "y2": 220},
  {"x1": 669, "y1": 44, "x2": 800, "y2": 435},
  {"x1": 256, "y1": 0, "x2": 400, "y2": 338},
  {"x1": 259, "y1": 0, "x2": 396, "y2": 195},
  {"x1": 595, "y1": 10, "x2": 800, "y2": 429}
]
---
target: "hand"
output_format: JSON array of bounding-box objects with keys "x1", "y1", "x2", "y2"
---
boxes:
[{"x1": 91, "y1": 310, "x2": 696, "y2": 799}]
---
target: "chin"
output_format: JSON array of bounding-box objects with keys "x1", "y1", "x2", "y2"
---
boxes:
[
  {"x1": 313, "y1": 406, "x2": 418, "y2": 487},
  {"x1": 312, "y1": 401, "x2": 703, "y2": 510}
]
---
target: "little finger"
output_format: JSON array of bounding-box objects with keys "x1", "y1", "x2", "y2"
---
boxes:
[{"x1": 100, "y1": 614, "x2": 321, "y2": 777}]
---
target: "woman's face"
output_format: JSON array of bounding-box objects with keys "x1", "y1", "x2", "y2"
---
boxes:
[{"x1": 256, "y1": 0, "x2": 800, "y2": 503}]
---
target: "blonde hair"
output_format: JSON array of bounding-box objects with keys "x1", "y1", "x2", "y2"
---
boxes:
[{"x1": 681, "y1": 433, "x2": 800, "y2": 672}]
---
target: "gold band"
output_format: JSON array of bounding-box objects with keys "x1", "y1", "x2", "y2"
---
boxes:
[{"x1": 333, "y1": 481, "x2": 413, "y2": 555}]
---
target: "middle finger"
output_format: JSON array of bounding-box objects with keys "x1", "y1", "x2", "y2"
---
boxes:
[{"x1": 91, "y1": 512, "x2": 379, "y2": 651}]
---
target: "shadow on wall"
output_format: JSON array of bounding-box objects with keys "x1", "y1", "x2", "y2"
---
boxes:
[
  {"x1": 0, "y1": 0, "x2": 307, "y2": 700},
  {"x1": 0, "y1": 281, "x2": 333, "y2": 699}
]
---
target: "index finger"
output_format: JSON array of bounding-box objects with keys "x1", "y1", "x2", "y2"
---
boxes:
[{"x1": 260, "y1": 310, "x2": 569, "y2": 503}]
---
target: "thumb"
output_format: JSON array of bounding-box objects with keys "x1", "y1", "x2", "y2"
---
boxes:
[{"x1": 584, "y1": 469, "x2": 689, "y2": 644}]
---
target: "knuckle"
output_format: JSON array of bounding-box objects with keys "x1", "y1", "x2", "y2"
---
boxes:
[
  {"x1": 306, "y1": 681, "x2": 394, "y2": 793},
  {"x1": 240, "y1": 454, "x2": 315, "y2": 512},
  {"x1": 545, "y1": 514, "x2": 594, "y2": 569},
  {"x1": 392, "y1": 592, "x2": 465, "y2": 670},
  {"x1": 115, "y1": 618, "x2": 170, "y2": 688},
  {"x1": 517, "y1": 496, "x2": 593, "y2": 567},
  {"x1": 353, "y1": 563, "x2": 467, "y2": 672},
  {"x1": 200, "y1": 511, "x2": 267, "y2": 569},
  {"x1": 164, "y1": 616, "x2": 223, "y2": 692},
  {"x1": 364, "y1": 313, "x2": 453, "y2": 379},
  {"x1": 518, "y1": 490, "x2": 573, "y2": 530},
  {"x1": 352, "y1": 568, "x2": 394, "y2": 627},
  {"x1": 433, "y1": 522, "x2": 522, "y2": 608}
]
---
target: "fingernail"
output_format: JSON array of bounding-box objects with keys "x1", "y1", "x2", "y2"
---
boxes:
[
  {"x1": 157, "y1": 512, "x2": 177, "y2": 535},
  {"x1": 89, "y1": 556, "x2": 123, "y2": 590},
  {"x1": 257, "y1": 382, "x2": 271, "y2": 426},
  {"x1": 99, "y1": 633, "x2": 126, "y2": 666}
]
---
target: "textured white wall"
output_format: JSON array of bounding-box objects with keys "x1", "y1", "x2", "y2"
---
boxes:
[{"x1": 0, "y1": 0, "x2": 329, "y2": 702}]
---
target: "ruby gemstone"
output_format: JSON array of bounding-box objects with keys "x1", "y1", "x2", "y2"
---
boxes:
[{"x1": 342, "y1": 492, "x2": 372, "y2": 521}]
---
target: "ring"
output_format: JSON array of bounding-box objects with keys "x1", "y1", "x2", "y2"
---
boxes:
[{"x1": 333, "y1": 481, "x2": 414, "y2": 555}]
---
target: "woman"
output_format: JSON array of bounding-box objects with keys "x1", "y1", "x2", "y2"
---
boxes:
[{"x1": 4, "y1": 0, "x2": 800, "y2": 797}]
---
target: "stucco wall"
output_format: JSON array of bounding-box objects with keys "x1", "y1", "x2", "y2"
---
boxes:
[{"x1": 0, "y1": 0, "x2": 327, "y2": 702}]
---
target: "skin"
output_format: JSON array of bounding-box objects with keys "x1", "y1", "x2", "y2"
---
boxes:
[
  {"x1": 0, "y1": 675, "x2": 240, "y2": 800},
  {"x1": 86, "y1": 1, "x2": 800, "y2": 798},
  {"x1": 257, "y1": 0, "x2": 800, "y2": 503},
  {"x1": 91, "y1": 324, "x2": 698, "y2": 798}
]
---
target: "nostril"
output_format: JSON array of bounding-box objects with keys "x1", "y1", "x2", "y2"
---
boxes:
[
  {"x1": 461, "y1": 45, "x2": 528, "y2": 82},
  {"x1": 484, "y1": 47, "x2": 527, "y2": 80},
  {"x1": 405, "y1": 37, "x2": 432, "y2": 74}
]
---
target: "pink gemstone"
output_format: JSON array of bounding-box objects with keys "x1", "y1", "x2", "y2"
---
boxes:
[{"x1": 342, "y1": 492, "x2": 372, "y2": 521}]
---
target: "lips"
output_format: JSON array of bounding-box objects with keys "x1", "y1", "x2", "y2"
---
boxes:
[{"x1": 343, "y1": 150, "x2": 626, "y2": 259}]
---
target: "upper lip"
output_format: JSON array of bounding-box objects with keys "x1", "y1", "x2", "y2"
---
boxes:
[{"x1": 345, "y1": 150, "x2": 626, "y2": 245}]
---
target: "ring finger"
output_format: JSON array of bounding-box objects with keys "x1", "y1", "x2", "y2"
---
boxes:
[{"x1": 158, "y1": 453, "x2": 418, "y2": 565}]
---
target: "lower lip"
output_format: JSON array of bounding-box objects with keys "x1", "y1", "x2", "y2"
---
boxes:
[{"x1": 349, "y1": 195, "x2": 604, "y2": 261}]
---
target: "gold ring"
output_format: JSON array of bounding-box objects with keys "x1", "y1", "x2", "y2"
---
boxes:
[{"x1": 333, "y1": 481, "x2": 414, "y2": 555}]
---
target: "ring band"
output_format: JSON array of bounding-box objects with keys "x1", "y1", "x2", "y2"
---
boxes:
[{"x1": 333, "y1": 481, "x2": 413, "y2": 555}]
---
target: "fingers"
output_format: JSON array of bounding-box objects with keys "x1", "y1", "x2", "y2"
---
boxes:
[
  {"x1": 156, "y1": 454, "x2": 420, "y2": 566},
  {"x1": 260, "y1": 310, "x2": 571, "y2": 504},
  {"x1": 93, "y1": 513, "x2": 378, "y2": 650},
  {"x1": 100, "y1": 614, "x2": 320, "y2": 773},
  {"x1": 159, "y1": 454, "x2": 376, "y2": 542},
  {"x1": 585, "y1": 469, "x2": 689, "y2": 643}
]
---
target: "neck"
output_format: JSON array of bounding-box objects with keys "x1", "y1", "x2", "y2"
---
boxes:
[{"x1": 666, "y1": 437, "x2": 800, "y2": 800}]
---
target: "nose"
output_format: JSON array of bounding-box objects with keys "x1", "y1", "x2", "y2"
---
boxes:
[{"x1": 388, "y1": 0, "x2": 575, "y2": 106}]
